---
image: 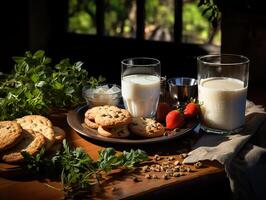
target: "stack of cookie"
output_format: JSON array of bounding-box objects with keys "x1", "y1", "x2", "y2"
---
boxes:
[
  {"x1": 0, "y1": 115, "x2": 65, "y2": 163},
  {"x1": 84, "y1": 105, "x2": 132, "y2": 138},
  {"x1": 83, "y1": 105, "x2": 165, "y2": 138}
]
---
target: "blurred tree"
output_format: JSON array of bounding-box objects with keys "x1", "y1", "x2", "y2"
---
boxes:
[
  {"x1": 105, "y1": 0, "x2": 136, "y2": 38},
  {"x1": 67, "y1": 0, "x2": 221, "y2": 45}
]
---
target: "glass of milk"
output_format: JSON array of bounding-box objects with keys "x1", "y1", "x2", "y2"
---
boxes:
[
  {"x1": 121, "y1": 57, "x2": 161, "y2": 118},
  {"x1": 197, "y1": 54, "x2": 249, "y2": 134}
]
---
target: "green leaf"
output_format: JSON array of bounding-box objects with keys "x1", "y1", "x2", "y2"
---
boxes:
[
  {"x1": 31, "y1": 74, "x2": 39, "y2": 83},
  {"x1": 53, "y1": 81, "x2": 64, "y2": 90},
  {"x1": 33, "y1": 50, "x2": 45, "y2": 59}
]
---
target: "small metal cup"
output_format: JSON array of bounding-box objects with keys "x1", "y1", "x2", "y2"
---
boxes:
[{"x1": 167, "y1": 77, "x2": 198, "y2": 107}]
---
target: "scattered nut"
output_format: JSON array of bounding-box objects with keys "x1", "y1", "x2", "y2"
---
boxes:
[
  {"x1": 153, "y1": 154, "x2": 161, "y2": 161},
  {"x1": 179, "y1": 166, "x2": 186, "y2": 172},
  {"x1": 145, "y1": 174, "x2": 152, "y2": 179},
  {"x1": 162, "y1": 174, "x2": 169, "y2": 180},
  {"x1": 174, "y1": 160, "x2": 180, "y2": 166},
  {"x1": 173, "y1": 172, "x2": 180, "y2": 177},
  {"x1": 166, "y1": 169, "x2": 174, "y2": 175},
  {"x1": 142, "y1": 165, "x2": 150, "y2": 172},
  {"x1": 152, "y1": 174, "x2": 158, "y2": 179},
  {"x1": 194, "y1": 161, "x2": 203, "y2": 169},
  {"x1": 168, "y1": 156, "x2": 175, "y2": 161},
  {"x1": 186, "y1": 167, "x2": 192, "y2": 172},
  {"x1": 174, "y1": 166, "x2": 180, "y2": 172}
]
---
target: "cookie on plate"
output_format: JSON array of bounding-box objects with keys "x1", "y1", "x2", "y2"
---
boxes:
[
  {"x1": 129, "y1": 117, "x2": 165, "y2": 138},
  {"x1": 17, "y1": 115, "x2": 53, "y2": 127},
  {"x1": 0, "y1": 121, "x2": 23, "y2": 152},
  {"x1": 98, "y1": 125, "x2": 130, "y2": 138},
  {"x1": 84, "y1": 117, "x2": 99, "y2": 129},
  {"x1": 16, "y1": 117, "x2": 55, "y2": 150},
  {"x1": 2, "y1": 129, "x2": 45, "y2": 163},
  {"x1": 94, "y1": 106, "x2": 132, "y2": 128},
  {"x1": 84, "y1": 106, "x2": 109, "y2": 120}
]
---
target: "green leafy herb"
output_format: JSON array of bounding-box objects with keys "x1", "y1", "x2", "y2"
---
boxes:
[
  {"x1": 22, "y1": 139, "x2": 148, "y2": 199},
  {"x1": 198, "y1": 0, "x2": 221, "y2": 28},
  {"x1": 0, "y1": 50, "x2": 105, "y2": 120}
]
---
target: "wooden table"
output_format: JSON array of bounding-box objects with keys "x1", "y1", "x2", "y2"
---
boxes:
[{"x1": 0, "y1": 113, "x2": 233, "y2": 200}]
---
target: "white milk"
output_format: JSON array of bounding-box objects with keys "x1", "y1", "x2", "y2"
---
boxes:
[
  {"x1": 198, "y1": 77, "x2": 247, "y2": 131},
  {"x1": 122, "y1": 74, "x2": 160, "y2": 117}
]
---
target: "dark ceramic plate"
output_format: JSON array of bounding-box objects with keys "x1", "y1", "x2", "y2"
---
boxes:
[{"x1": 67, "y1": 104, "x2": 199, "y2": 144}]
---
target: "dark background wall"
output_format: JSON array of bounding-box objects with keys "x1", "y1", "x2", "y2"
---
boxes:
[{"x1": 1, "y1": 0, "x2": 266, "y2": 97}]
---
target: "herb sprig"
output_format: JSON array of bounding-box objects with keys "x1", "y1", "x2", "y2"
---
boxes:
[
  {"x1": 0, "y1": 50, "x2": 105, "y2": 120},
  {"x1": 22, "y1": 140, "x2": 148, "y2": 199}
]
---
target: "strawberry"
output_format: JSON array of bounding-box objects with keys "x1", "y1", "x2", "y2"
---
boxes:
[
  {"x1": 156, "y1": 102, "x2": 173, "y2": 122},
  {"x1": 184, "y1": 102, "x2": 199, "y2": 118},
  {"x1": 166, "y1": 110, "x2": 185, "y2": 129}
]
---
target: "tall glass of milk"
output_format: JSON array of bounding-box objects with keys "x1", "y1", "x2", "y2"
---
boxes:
[
  {"x1": 197, "y1": 54, "x2": 249, "y2": 134},
  {"x1": 121, "y1": 57, "x2": 161, "y2": 118}
]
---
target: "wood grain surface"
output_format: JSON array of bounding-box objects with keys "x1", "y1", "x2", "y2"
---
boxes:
[{"x1": 0, "y1": 112, "x2": 228, "y2": 200}]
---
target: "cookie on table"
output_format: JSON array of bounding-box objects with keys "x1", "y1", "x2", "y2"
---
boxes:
[
  {"x1": 1, "y1": 129, "x2": 45, "y2": 163},
  {"x1": 94, "y1": 106, "x2": 132, "y2": 128},
  {"x1": 97, "y1": 125, "x2": 130, "y2": 138},
  {"x1": 53, "y1": 126, "x2": 66, "y2": 142},
  {"x1": 129, "y1": 117, "x2": 165, "y2": 138},
  {"x1": 0, "y1": 121, "x2": 23, "y2": 152},
  {"x1": 17, "y1": 115, "x2": 53, "y2": 128},
  {"x1": 16, "y1": 118, "x2": 55, "y2": 150}
]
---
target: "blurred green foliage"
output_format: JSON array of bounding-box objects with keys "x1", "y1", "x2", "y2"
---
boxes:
[
  {"x1": 183, "y1": 1, "x2": 221, "y2": 45},
  {"x1": 145, "y1": 0, "x2": 174, "y2": 41},
  {"x1": 68, "y1": 0, "x2": 96, "y2": 34},
  {"x1": 67, "y1": 0, "x2": 220, "y2": 45},
  {"x1": 104, "y1": 0, "x2": 136, "y2": 37}
]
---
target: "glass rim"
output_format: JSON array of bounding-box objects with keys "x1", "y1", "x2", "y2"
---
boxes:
[
  {"x1": 197, "y1": 54, "x2": 250, "y2": 66},
  {"x1": 167, "y1": 77, "x2": 197, "y2": 86},
  {"x1": 121, "y1": 57, "x2": 160, "y2": 67}
]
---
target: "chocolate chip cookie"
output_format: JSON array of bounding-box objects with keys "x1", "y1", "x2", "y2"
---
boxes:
[
  {"x1": 94, "y1": 106, "x2": 132, "y2": 128},
  {"x1": 17, "y1": 115, "x2": 53, "y2": 127},
  {"x1": 129, "y1": 117, "x2": 165, "y2": 138},
  {"x1": 2, "y1": 129, "x2": 45, "y2": 163},
  {"x1": 0, "y1": 121, "x2": 23, "y2": 152},
  {"x1": 16, "y1": 117, "x2": 55, "y2": 150},
  {"x1": 97, "y1": 125, "x2": 130, "y2": 138}
]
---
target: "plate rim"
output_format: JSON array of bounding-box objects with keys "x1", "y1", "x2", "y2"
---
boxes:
[{"x1": 67, "y1": 104, "x2": 199, "y2": 144}]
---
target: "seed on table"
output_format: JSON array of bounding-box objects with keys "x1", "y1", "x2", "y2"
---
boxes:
[
  {"x1": 179, "y1": 153, "x2": 188, "y2": 159},
  {"x1": 145, "y1": 174, "x2": 152, "y2": 179},
  {"x1": 194, "y1": 161, "x2": 203, "y2": 169},
  {"x1": 173, "y1": 172, "x2": 180, "y2": 177},
  {"x1": 168, "y1": 156, "x2": 175, "y2": 161},
  {"x1": 174, "y1": 160, "x2": 180, "y2": 166},
  {"x1": 179, "y1": 166, "x2": 186, "y2": 172},
  {"x1": 152, "y1": 174, "x2": 158, "y2": 179},
  {"x1": 142, "y1": 165, "x2": 150, "y2": 172},
  {"x1": 162, "y1": 161, "x2": 170, "y2": 165},
  {"x1": 186, "y1": 167, "x2": 192, "y2": 172},
  {"x1": 174, "y1": 166, "x2": 180, "y2": 172},
  {"x1": 153, "y1": 154, "x2": 161, "y2": 161},
  {"x1": 166, "y1": 169, "x2": 174, "y2": 175},
  {"x1": 162, "y1": 174, "x2": 169, "y2": 180}
]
